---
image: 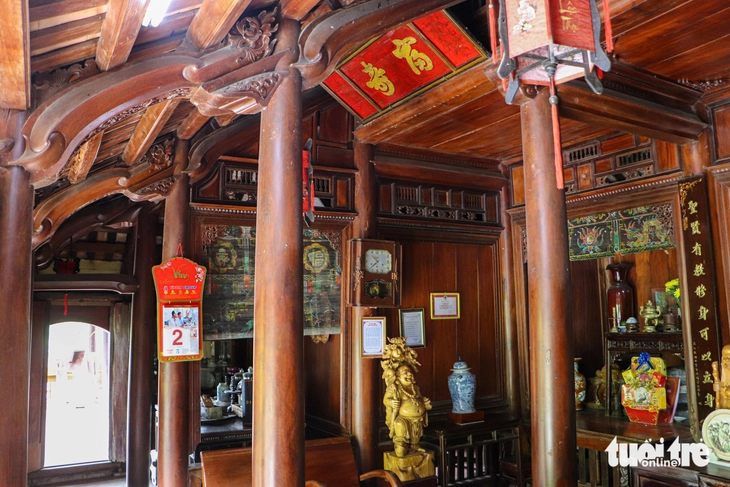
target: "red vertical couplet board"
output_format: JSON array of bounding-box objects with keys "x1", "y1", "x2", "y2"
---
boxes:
[{"x1": 152, "y1": 257, "x2": 207, "y2": 362}]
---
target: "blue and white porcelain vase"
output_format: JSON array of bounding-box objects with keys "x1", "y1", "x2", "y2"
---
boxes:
[{"x1": 448, "y1": 357, "x2": 476, "y2": 413}]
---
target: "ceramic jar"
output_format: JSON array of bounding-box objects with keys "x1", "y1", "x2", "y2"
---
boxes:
[
  {"x1": 606, "y1": 262, "x2": 635, "y2": 331},
  {"x1": 448, "y1": 357, "x2": 476, "y2": 413},
  {"x1": 574, "y1": 358, "x2": 586, "y2": 410}
]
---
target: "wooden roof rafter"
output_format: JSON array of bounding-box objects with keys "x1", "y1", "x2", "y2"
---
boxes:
[
  {"x1": 96, "y1": 0, "x2": 152, "y2": 71},
  {"x1": 0, "y1": 0, "x2": 31, "y2": 110}
]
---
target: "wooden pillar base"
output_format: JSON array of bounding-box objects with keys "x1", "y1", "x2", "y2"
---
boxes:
[{"x1": 384, "y1": 450, "x2": 435, "y2": 482}]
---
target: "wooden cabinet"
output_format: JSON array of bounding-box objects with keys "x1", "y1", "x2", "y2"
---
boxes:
[{"x1": 422, "y1": 413, "x2": 523, "y2": 487}]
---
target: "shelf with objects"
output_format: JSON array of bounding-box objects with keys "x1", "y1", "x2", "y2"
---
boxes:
[{"x1": 508, "y1": 171, "x2": 725, "y2": 485}]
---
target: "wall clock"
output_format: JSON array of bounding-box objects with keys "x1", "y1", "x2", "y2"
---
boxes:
[{"x1": 348, "y1": 239, "x2": 402, "y2": 307}]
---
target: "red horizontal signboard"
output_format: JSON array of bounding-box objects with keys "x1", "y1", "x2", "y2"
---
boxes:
[{"x1": 322, "y1": 9, "x2": 486, "y2": 123}]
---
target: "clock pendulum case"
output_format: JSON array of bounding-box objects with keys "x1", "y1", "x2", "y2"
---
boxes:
[{"x1": 347, "y1": 238, "x2": 402, "y2": 307}]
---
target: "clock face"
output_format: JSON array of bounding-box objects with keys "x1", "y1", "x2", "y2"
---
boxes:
[{"x1": 364, "y1": 249, "x2": 392, "y2": 274}]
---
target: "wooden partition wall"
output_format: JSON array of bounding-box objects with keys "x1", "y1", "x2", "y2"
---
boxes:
[{"x1": 377, "y1": 234, "x2": 507, "y2": 417}]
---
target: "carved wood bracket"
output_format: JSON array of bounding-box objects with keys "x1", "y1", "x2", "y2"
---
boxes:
[{"x1": 191, "y1": 70, "x2": 288, "y2": 116}]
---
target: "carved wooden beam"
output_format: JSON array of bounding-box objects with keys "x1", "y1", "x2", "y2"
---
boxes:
[
  {"x1": 96, "y1": 0, "x2": 151, "y2": 71},
  {"x1": 187, "y1": 115, "x2": 260, "y2": 181},
  {"x1": 13, "y1": 54, "x2": 201, "y2": 188},
  {"x1": 122, "y1": 99, "x2": 181, "y2": 165},
  {"x1": 296, "y1": 0, "x2": 459, "y2": 90},
  {"x1": 34, "y1": 274, "x2": 138, "y2": 294},
  {"x1": 214, "y1": 113, "x2": 237, "y2": 126},
  {"x1": 281, "y1": 0, "x2": 321, "y2": 20},
  {"x1": 187, "y1": 0, "x2": 253, "y2": 51},
  {"x1": 32, "y1": 157, "x2": 178, "y2": 248},
  {"x1": 0, "y1": 1, "x2": 30, "y2": 109},
  {"x1": 176, "y1": 109, "x2": 210, "y2": 139},
  {"x1": 558, "y1": 63, "x2": 707, "y2": 145},
  {"x1": 34, "y1": 196, "x2": 138, "y2": 264},
  {"x1": 68, "y1": 131, "x2": 104, "y2": 184}
]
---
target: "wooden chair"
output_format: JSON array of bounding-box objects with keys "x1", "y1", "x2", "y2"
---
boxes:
[{"x1": 201, "y1": 436, "x2": 402, "y2": 487}]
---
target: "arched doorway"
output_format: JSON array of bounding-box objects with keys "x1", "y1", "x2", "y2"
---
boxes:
[{"x1": 45, "y1": 321, "x2": 110, "y2": 467}]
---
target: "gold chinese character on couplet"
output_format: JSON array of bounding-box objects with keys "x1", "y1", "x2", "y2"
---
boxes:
[
  {"x1": 696, "y1": 283, "x2": 707, "y2": 298},
  {"x1": 691, "y1": 220, "x2": 701, "y2": 235},
  {"x1": 699, "y1": 305, "x2": 709, "y2": 320}
]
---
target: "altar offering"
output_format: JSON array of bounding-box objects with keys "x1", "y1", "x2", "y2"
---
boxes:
[{"x1": 621, "y1": 353, "x2": 679, "y2": 424}]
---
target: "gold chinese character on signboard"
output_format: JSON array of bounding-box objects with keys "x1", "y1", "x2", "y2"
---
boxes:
[
  {"x1": 696, "y1": 283, "x2": 707, "y2": 298},
  {"x1": 692, "y1": 242, "x2": 702, "y2": 256},
  {"x1": 558, "y1": 0, "x2": 579, "y2": 32},
  {"x1": 392, "y1": 37, "x2": 434, "y2": 76},
  {"x1": 706, "y1": 393, "x2": 715, "y2": 408},
  {"x1": 694, "y1": 263, "x2": 706, "y2": 276},
  {"x1": 691, "y1": 220, "x2": 701, "y2": 235},
  {"x1": 688, "y1": 200, "x2": 698, "y2": 214},
  {"x1": 702, "y1": 351, "x2": 712, "y2": 361},
  {"x1": 699, "y1": 305, "x2": 709, "y2": 320},
  {"x1": 361, "y1": 62, "x2": 395, "y2": 96},
  {"x1": 700, "y1": 327, "x2": 710, "y2": 340},
  {"x1": 704, "y1": 371, "x2": 714, "y2": 384}
]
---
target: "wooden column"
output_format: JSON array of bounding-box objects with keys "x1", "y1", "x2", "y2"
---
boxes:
[
  {"x1": 521, "y1": 89, "x2": 576, "y2": 487},
  {"x1": 127, "y1": 204, "x2": 157, "y2": 487},
  {"x1": 252, "y1": 17, "x2": 304, "y2": 487},
  {"x1": 0, "y1": 165, "x2": 33, "y2": 487},
  {"x1": 158, "y1": 173, "x2": 191, "y2": 487},
  {"x1": 350, "y1": 140, "x2": 379, "y2": 473},
  {"x1": 500, "y1": 181, "x2": 521, "y2": 417},
  {"x1": 682, "y1": 130, "x2": 711, "y2": 177}
]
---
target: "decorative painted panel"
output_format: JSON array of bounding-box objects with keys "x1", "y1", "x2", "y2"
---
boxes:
[
  {"x1": 567, "y1": 204, "x2": 675, "y2": 261},
  {"x1": 203, "y1": 226, "x2": 341, "y2": 340},
  {"x1": 321, "y1": 10, "x2": 487, "y2": 123}
]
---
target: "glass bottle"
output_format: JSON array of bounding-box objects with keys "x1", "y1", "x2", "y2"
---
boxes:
[{"x1": 606, "y1": 262, "x2": 634, "y2": 331}]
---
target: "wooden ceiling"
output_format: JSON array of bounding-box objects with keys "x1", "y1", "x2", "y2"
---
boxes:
[
  {"x1": 354, "y1": 0, "x2": 730, "y2": 162},
  {"x1": 1, "y1": 0, "x2": 728, "y2": 262}
]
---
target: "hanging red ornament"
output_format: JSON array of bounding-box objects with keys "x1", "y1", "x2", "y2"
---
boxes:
[{"x1": 64, "y1": 294, "x2": 69, "y2": 316}]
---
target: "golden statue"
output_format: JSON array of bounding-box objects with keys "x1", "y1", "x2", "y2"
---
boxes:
[
  {"x1": 381, "y1": 337, "x2": 435, "y2": 481},
  {"x1": 712, "y1": 345, "x2": 730, "y2": 409}
]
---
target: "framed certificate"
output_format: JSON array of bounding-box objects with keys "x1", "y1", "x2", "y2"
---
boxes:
[
  {"x1": 361, "y1": 317, "x2": 386, "y2": 357},
  {"x1": 399, "y1": 308, "x2": 426, "y2": 347},
  {"x1": 430, "y1": 293, "x2": 460, "y2": 320}
]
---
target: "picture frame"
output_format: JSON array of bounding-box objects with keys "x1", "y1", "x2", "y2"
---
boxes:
[
  {"x1": 430, "y1": 292, "x2": 461, "y2": 320},
  {"x1": 361, "y1": 316, "x2": 387, "y2": 357},
  {"x1": 399, "y1": 308, "x2": 426, "y2": 348}
]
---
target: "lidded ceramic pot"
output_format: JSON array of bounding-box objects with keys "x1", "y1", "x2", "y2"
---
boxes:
[{"x1": 448, "y1": 357, "x2": 476, "y2": 414}]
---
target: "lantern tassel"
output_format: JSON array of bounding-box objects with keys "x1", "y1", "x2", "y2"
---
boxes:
[
  {"x1": 602, "y1": 0, "x2": 614, "y2": 53},
  {"x1": 488, "y1": 0, "x2": 499, "y2": 64},
  {"x1": 64, "y1": 293, "x2": 68, "y2": 316},
  {"x1": 548, "y1": 78, "x2": 565, "y2": 190}
]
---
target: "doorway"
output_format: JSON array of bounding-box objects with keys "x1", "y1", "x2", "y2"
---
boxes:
[{"x1": 44, "y1": 321, "x2": 110, "y2": 467}]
